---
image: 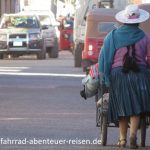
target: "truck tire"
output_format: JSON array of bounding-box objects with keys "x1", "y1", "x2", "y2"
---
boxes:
[
  {"x1": 37, "y1": 49, "x2": 46, "y2": 60},
  {"x1": 74, "y1": 44, "x2": 82, "y2": 67},
  {"x1": 0, "y1": 54, "x2": 4, "y2": 59},
  {"x1": 49, "y1": 38, "x2": 58, "y2": 58}
]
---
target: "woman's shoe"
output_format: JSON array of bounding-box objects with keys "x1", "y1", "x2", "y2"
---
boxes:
[
  {"x1": 117, "y1": 139, "x2": 127, "y2": 148},
  {"x1": 130, "y1": 136, "x2": 138, "y2": 149}
]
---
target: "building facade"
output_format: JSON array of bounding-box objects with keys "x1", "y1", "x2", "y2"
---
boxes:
[
  {"x1": 114, "y1": 0, "x2": 128, "y2": 9},
  {"x1": 114, "y1": 0, "x2": 149, "y2": 9},
  {"x1": 0, "y1": 0, "x2": 20, "y2": 17}
]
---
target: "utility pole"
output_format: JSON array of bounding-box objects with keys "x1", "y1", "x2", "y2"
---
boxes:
[{"x1": 51, "y1": 0, "x2": 57, "y2": 17}]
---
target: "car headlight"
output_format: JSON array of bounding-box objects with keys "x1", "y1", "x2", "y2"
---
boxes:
[
  {"x1": 29, "y1": 33, "x2": 41, "y2": 40},
  {"x1": 0, "y1": 34, "x2": 7, "y2": 41}
]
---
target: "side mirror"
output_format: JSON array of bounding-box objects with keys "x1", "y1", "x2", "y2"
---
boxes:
[{"x1": 42, "y1": 25, "x2": 48, "y2": 30}]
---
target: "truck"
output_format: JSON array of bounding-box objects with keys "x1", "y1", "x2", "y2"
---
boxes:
[
  {"x1": 73, "y1": 0, "x2": 114, "y2": 68},
  {"x1": 73, "y1": 0, "x2": 98, "y2": 67}
]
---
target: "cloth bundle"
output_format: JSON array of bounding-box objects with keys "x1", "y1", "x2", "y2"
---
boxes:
[{"x1": 80, "y1": 63, "x2": 100, "y2": 99}]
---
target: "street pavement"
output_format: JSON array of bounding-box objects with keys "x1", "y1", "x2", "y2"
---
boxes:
[{"x1": 0, "y1": 51, "x2": 149, "y2": 150}]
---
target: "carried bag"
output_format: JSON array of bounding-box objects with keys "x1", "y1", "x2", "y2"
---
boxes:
[
  {"x1": 80, "y1": 64, "x2": 99, "y2": 99},
  {"x1": 122, "y1": 44, "x2": 140, "y2": 73}
]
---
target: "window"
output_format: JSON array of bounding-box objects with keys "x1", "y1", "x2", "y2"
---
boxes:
[
  {"x1": 98, "y1": 22, "x2": 119, "y2": 33},
  {"x1": 63, "y1": 18, "x2": 74, "y2": 28},
  {"x1": 24, "y1": 0, "x2": 30, "y2": 6},
  {"x1": 1, "y1": 15, "x2": 39, "y2": 29}
]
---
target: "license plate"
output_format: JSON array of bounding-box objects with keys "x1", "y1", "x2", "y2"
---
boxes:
[{"x1": 13, "y1": 41, "x2": 22, "y2": 46}]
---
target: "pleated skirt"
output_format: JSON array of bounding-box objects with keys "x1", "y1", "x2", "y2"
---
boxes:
[{"x1": 108, "y1": 65, "x2": 150, "y2": 123}]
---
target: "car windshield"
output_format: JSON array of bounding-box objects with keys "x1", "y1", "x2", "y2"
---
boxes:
[
  {"x1": 63, "y1": 18, "x2": 74, "y2": 29},
  {"x1": 0, "y1": 15, "x2": 39, "y2": 29},
  {"x1": 98, "y1": 22, "x2": 119, "y2": 33}
]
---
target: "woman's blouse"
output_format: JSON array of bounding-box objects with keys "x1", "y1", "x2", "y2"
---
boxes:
[{"x1": 112, "y1": 35, "x2": 150, "y2": 69}]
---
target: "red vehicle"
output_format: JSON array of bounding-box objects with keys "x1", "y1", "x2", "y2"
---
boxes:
[
  {"x1": 82, "y1": 8, "x2": 119, "y2": 70},
  {"x1": 82, "y1": 4, "x2": 150, "y2": 71},
  {"x1": 58, "y1": 15, "x2": 74, "y2": 51}
]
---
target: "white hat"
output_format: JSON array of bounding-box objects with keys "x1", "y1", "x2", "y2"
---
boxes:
[{"x1": 115, "y1": 4, "x2": 150, "y2": 24}]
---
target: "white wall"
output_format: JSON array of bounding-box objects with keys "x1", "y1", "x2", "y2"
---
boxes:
[
  {"x1": 113, "y1": 0, "x2": 128, "y2": 9},
  {"x1": 21, "y1": 0, "x2": 51, "y2": 11},
  {"x1": 142, "y1": 0, "x2": 150, "y2": 3},
  {"x1": 57, "y1": 0, "x2": 75, "y2": 18}
]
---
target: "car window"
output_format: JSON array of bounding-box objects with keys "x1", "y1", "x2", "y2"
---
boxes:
[
  {"x1": 63, "y1": 18, "x2": 74, "y2": 29},
  {"x1": 0, "y1": 15, "x2": 39, "y2": 29},
  {"x1": 98, "y1": 22, "x2": 119, "y2": 33}
]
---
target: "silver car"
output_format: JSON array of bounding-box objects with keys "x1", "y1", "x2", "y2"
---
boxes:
[
  {"x1": 0, "y1": 13, "x2": 46, "y2": 59},
  {"x1": 19, "y1": 11, "x2": 59, "y2": 58}
]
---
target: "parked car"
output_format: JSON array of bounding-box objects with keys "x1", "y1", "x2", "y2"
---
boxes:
[
  {"x1": 20, "y1": 11, "x2": 59, "y2": 58},
  {"x1": 0, "y1": 13, "x2": 46, "y2": 59}
]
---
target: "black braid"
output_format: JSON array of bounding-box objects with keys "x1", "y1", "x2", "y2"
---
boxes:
[{"x1": 122, "y1": 44, "x2": 140, "y2": 73}]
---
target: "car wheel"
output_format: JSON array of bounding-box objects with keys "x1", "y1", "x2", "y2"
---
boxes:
[
  {"x1": 47, "y1": 47, "x2": 51, "y2": 58},
  {"x1": 74, "y1": 43, "x2": 83, "y2": 67},
  {"x1": 0, "y1": 54, "x2": 4, "y2": 59},
  {"x1": 37, "y1": 49, "x2": 46, "y2": 60},
  {"x1": 49, "y1": 38, "x2": 58, "y2": 58}
]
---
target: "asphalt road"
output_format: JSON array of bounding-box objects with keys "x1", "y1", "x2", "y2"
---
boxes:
[{"x1": 0, "y1": 51, "x2": 150, "y2": 150}]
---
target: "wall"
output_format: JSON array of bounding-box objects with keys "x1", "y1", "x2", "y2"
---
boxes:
[
  {"x1": 20, "y1": 0, "x2": 51, "y2": 11},
  {"x1": 0, "y1": 0, "x2": 20, "y2": 17},
  {"x1": 113, "y1": 0, "x2": 128, "y2": 9},
  {"x1": 128, "y1": 0, "x2": 142, "y2": 4},
  {"x1": 114, "y1": 0, "x2": 150, "y2": 10}
]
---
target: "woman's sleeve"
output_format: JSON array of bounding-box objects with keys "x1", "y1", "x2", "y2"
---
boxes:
[{"x1": 146, "y1": 36, "x2": 150, "y2": 68}]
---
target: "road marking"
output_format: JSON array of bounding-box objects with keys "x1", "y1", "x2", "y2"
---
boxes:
[
  {"x1": 0, "y1": 67, "x2": 85, "y2": 77},
  {"x1": 0, "y1": 67, "x2": 29, "y2": 69},
  {"x1": 0, "y1": 69, "x2": 21, "y2": 72},
  {"x1": 0, "y1": 113, "x2": 95, "y2": 120},
  {"x1": 0, "y1": 72, "x2": 85, "y2": 78},
  {"x1": 0, "y1": 67, "x2": 28, "y2": 72}
]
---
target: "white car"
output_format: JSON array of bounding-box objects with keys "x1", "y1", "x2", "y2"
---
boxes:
[
  {"x1": 19, "y1": 11, "x2": 59, "y2": 58},
  {"x1": 0, "y1": 13, "x2": 46, "y2": 59}
]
